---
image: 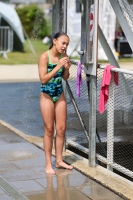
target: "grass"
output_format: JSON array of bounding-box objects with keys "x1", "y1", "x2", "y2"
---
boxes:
[
  {"x1": 0, "y1": 39, "x2": 133, "y2": 65},
  {"x1": 99, "y1": 58, "x2": 133, "y2": 63},
  {"x1": 0, "y1": 39, "x2": 49, "y2": 65}
]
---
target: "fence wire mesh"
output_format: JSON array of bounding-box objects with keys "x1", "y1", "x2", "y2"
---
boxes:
[
  {"x1": 96, "y1": 68, "x2": 107, "y2": 158},
  {"x1": 117, "y1": 0, "x2": 133, "y2": 33},
  {"x1": 66, "y1": 0, "x2": 90, "y2": 155},
  {"x1": 65, "y1": 0, "x2": 133, "y2": 181},
  {"x1": 97, "y1": 68, "x2": 133, "y2": 179},
  {"x1": 66, "y1": 63, "x2": 90, "y2": 155}
]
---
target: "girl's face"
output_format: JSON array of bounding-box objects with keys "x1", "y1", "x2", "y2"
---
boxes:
[{"x1": 53, "y1": 35, "x2": 69, "y2": 53}]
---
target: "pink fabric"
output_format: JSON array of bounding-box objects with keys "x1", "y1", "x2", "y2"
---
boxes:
[
  {"x1": 98, "y1": 65, "x2": 118, "y2": 114},
  {"x1": 76, "y1": 61, "x2": 82, "y2": 97}
]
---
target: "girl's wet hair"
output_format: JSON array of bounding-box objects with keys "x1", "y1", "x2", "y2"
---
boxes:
[{"x1": 49, "y1": 32, "x2": 69, "y2": 49}]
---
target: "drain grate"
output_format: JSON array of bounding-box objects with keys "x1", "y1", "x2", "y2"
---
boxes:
[{"x1": 0, "y1": 176, "x2": 28, "y2": 200}]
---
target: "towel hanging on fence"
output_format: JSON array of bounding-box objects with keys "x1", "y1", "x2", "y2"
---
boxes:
[
  {"x1": 98, "y1": 65, "x2": 118, "y2": 114},
  {"x1": 76, "y1": 61, "x2": 82, "y2": 97}
]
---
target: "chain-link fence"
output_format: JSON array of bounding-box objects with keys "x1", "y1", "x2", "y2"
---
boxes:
[
  {"x1": 97, "y1": 67, "x2": 133, "y2": 180},
  {"x1": 117, "y1": 0, "x2": 133, "y2": 33},
  {"x1": 66, "y1": 62, "x2": 133, "y2": 180},
  {"x1": 66, "y1": 62, "x2": 90, "y2": 156},
  {"x1": 61, "y1": 0, "x2": 133, "y2": 182}
]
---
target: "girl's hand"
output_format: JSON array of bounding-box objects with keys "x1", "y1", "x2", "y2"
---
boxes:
[
  {"x1": 64, "y1": 59, "x2": 71, "y2": 70},
  {"x1": 57, "y1": 57, "x2": 69, "y2": 68}
]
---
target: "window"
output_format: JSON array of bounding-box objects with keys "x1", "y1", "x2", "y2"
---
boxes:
[{"x1": 76, "y1": 0, "x2": 81, "y2": 13}]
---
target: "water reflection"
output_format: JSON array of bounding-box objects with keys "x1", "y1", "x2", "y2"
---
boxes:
[
  {"x1": 45, "y1": 170, "x2": 72, "y2": 200},
  {"x1": 27, "y1": 169, "x2": 92, "y2": 200}
]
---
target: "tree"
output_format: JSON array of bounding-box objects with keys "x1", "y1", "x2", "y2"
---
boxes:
[{"x1": 16, "y1": 5, "x2": 49, "y2": 39}]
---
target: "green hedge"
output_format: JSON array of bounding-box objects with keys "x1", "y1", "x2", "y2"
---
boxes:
[{"x1": 16, "y1": 5, "x2": 50, "y2": 39}]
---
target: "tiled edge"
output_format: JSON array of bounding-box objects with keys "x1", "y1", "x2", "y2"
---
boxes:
[
  {"x1": 0, "y1": 119, "x2": 133, "y2": 200},
  {"x1": 0, "y1": 119, "x2": 43, "y2": 144},
  {"x1": 0, "y1": 176, "x2": 28, "y2": 200}
]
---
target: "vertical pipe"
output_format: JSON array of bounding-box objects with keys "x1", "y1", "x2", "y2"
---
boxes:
[
  {"x1": 80, "y1": 0, "x2": 87, "y2": 64},
  {"x1": 107, "y1": 75, "x2": 114, "y2": 171},
  {"x1": 52, "y1": 0, "x2": 60, "y2": 144},
  {"x1": 52, "y1": 0, "x2": 60, "y2": 35},
  {"x1": 89, "y1": 75, "x2": 97, "y2": 167},
  {"x1": 85, "y1": 0, "x2": 92, "y2": 64},
  {"x1": 52, "y1": 0, "x2": 67, "y2": 150},
  {"x1": 89, "y1": 0, "x2": 99, "y2": 167},
  {"x1": 63, "y1": 0, "x2": 67, "y2": 33},
  {"x1": 62, "y1": 0, "x2": 67, "y2": 151},
  {"x1": 62, "y1": 0, "x2": 67, "y2": 97}
]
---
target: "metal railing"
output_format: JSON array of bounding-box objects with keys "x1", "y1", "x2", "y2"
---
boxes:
[
  {"x1": 97, "y1": 66, "x2": 133, "y2": 179},
  {"x1": 0, "y1": 26, "x2": 13, "y2": 58},
  {"x1": 66, "y1": 60, "x2": 133, "y2": 180}
]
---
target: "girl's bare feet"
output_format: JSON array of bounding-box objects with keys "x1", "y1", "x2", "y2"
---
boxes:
[
  {"x1": 56, "y1": 161, "x2": 73, "y2": 170},
  {"x1": 46, "y1": 166, "x2": 55, "y2": 175}
]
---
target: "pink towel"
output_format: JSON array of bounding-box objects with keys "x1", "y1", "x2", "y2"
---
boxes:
[
  {"x1": 98, "y1": 65, "x2": 118, "y2": 114},
  {"x1": 76, "y1": 61, "x2": 82, "y2": 97}
]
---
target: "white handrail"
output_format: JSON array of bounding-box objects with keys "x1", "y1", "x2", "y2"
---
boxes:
[{"x1": 99, "y1": 64, "x2": 133, "y2": 75}]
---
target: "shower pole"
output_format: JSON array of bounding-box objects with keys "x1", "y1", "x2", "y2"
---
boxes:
[
  {"x1": 52, "y1": 0, "x2": 67, "y2": 151},
  {"x1": 78, "y1": 0, "x2": 99, "y2": 166}
]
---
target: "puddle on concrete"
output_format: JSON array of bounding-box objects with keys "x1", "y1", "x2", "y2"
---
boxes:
[
  {"x1": 11, "y1": 151, "x2": 36, "y2": 160},
  {"x1": 26, "y1": 188, "x2": 91, "y2": 200},
  {"x1": 3, "y1": 137, "x2": 25, "y2": 143},
  {"x1": 1, "y1": 150, "x2": 37, "y2": 161},
  {"x1": 24, "y1": 168, "x2": 123, "y2": 200}
]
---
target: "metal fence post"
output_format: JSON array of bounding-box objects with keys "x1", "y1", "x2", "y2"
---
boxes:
[
  {"x1": 62, "y1": 0, "x2": 67, "y2": 151},
  {"x1": 89, "y1": 0, "x2": 99, "y2": 167},
  {"x1": 52, "y1": 0, "x2": 67, "y2": 151},
  {"x1": 52, "y1": 0, "x2": 60, "y2": 34},
  {"x1": 52, "y1": 0, "x2": 67, "y2": 34},
  {"x1": 79, "y1": 0, "x2": 99, "y2": 166},
  {"x1": 62, "y1": 0, "x2": 67, "y2": 97},
  {"x1": 89, "y1": 75, "x2": 97, "y2": 167},
  {"x1": 107, "y1": 74, "x2": 114, "y2": 171}
]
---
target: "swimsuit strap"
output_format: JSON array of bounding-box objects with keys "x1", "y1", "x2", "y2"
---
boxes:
[
  {"x1": 48, "y1": 50, "x2": 62, "y2": 64},
  {"x1": 60, "y1": 54, "x2": 62, "y2": 59}
]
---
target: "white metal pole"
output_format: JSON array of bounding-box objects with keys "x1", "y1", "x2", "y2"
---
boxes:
[
  {"x1": 107, "y1": 74, "x2": 114, "y2": 171},
  {"x1": 89, "y1": 0, "x2": 99, "y2": 167}
]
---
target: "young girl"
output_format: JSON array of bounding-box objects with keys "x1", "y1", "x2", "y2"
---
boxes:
[{"x1": 38, "y1": 32, "x2": 73, "y2": 174}]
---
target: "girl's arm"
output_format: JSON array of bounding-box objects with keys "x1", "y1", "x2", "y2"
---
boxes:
[
  {"x1": 38, "y1": 52, "x2": 68, "y2": 84},
  {"x1": 62, "y1": 67, "x2": 70, "y2": 80}
]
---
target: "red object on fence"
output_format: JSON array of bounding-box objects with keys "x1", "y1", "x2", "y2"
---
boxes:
[{"x1": 98, "y1": 65, "x2": 118, "y2": 114}]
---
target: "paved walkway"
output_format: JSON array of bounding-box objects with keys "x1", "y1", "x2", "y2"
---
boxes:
[
  {"x1": 0, "y1": 62, "x2": 132, "y2": 82},
  {"x1": 0, "y1": 123, "x2": 123, "y2": 200}
]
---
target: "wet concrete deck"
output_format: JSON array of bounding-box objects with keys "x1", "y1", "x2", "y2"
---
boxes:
[{"x1": 0, "y1": 123, "x2": 124, "y2": 200}]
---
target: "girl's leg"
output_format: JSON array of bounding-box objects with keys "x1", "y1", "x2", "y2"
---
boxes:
[
  {"x1": 40, "y1": 93, "x2": 55, "y2": 174},
  {"x1": 55, "y1": 92, "x2": 73, "y2": 169}
]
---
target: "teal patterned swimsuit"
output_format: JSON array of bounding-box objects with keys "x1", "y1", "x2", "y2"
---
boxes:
[{"x1": 40, "y1": 50, "x2": 64, "y2": 103}]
